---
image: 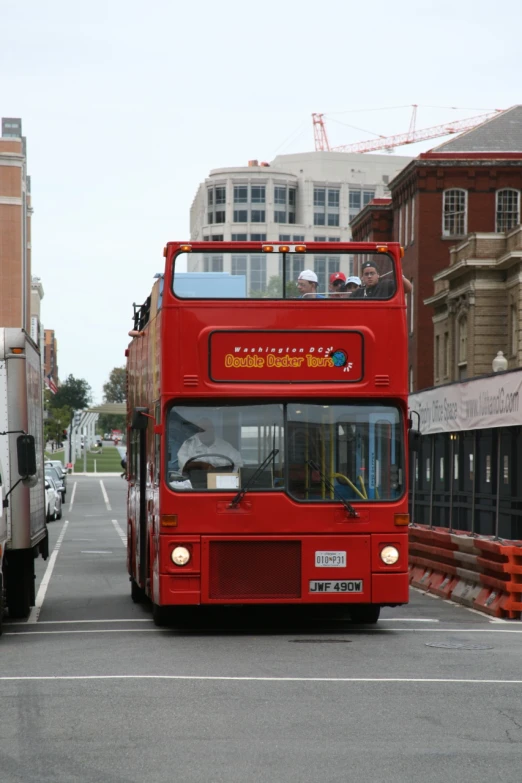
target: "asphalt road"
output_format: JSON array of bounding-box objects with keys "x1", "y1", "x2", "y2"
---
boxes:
[{"x1": 1, "y1": 476, "x2": 521, "y2": 782}]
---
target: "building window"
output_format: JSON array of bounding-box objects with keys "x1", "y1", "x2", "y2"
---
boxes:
[
  {"x1": 443, "y1": 332, "x2": 449, "y2": 376},
  {"x1": 233, "y1": 210, "x2": 248, "y2": 223},
  {"x1": 408, "y1": 280, "x2": 414, "y2": 334},
  {"x1": 443, "y1": 189, "x2": 467, "y2": 236},
  {"x1": 411, "y1": 196, "x2": 415, "y2": 244},
  {"x1": 204, "y1": 255, "x2": 223, "y2": 272},
  {"x1": 207, "y1": 186, "x2": 226, "y2": 225},
  {"x1": 313, "y1": 256, "x2": 341, "y2": 292},
  {"x1": 409, "y1": 366, "x2": 413, "y2": 392},
  {"x1": 231, "y1": 255, "x2": 247, "y2": 277},
  {"x1": 510, "y1": 303, "x2": 518, "y2": 356},
  {"x1": 363, "y1": 190, "x2": 375, "y2": 206},
  {"x1": 496, "y1": 189, "x2": 520, "y2": 232},
  {"x1": 349, "y1": 191, "x2": 361, "y2": 210},
  {"x1": 279, "y1": 234, "x2": 291, "y2": 241},
  {"x1": 234, "y1": 186, "x2": 248, "y2": 203},
  {"x1": 250, "y1": 255, "x2": 267, "y2": 293},
  {"x1": 314, "y1": 186, "x2": 339, "y2": 227},
  {"x1": 251, "y1": 186, "x2": 265, "y2": 204},
  {"x1": 274, "y1": 210, "x2": 287, "y2": 223},
  {"x1": 435, "y1": 335, "x2": 440, "y2": 380},
  {"x1": 398, "y1": 207, "x2": 403, "y2": 244},
  {"x1": 232, "y1": 233, "x2": 247, "y2": 241},
  {"x1": 404, "y1": 202, "x2": 409, "y2": 247},
  {"x1": 210, "y1": 234, "x2": 223, "y2": 241},
  {"x1": 458, "y1": 315, "x2": 467, "y2": 363},
  {"x1": 250, "y1": 233, "x2": 266, "y2": 241},
  {"x1": 251, "y1": 210, "x2": 265, "y2": 223},
  {"x1": 292, "y1": 235, "x2": 305, "y2": 242},
  {"x1": 275, "y1": 186, "x2": 286, "y2": 205}
]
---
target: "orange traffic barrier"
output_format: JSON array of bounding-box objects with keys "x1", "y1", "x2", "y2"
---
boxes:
[{"x1": 409, "y1": 524, "x2": 522, "y2": 620}]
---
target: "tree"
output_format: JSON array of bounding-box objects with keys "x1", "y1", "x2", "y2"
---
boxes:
[
  {"x1": 97, "y1": 413, "x2": 126, "y2": 435},
  {"x1": 44, "y1": 405, "x2": 72, "y2": 443},
  {"x1": 50, "y1": 374, "x2": 92, "y2": 411},
  {"x1": 103, "y1": 367, "x2": 126, "y2": 403}
]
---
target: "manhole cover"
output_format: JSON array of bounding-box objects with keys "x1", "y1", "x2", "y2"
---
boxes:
[
  {"x1": 425, "y1": 642, "x2": 494, "y2": 650},
  {"x1": 290, "y1": 639, "x2": 351, "y2": 644}
]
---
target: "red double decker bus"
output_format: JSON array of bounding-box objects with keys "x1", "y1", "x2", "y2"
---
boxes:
[{"x1": 126, "y1": 241, "x2": 411, "y2": 625}]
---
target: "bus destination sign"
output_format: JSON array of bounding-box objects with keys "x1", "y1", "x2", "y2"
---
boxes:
[{"x1": 209, "y1": 330, "x2": 363, "y2": 383}]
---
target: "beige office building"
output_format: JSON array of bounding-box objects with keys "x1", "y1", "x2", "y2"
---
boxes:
[{"x1": 189, "y1": 151, "x2": 412, "y2": 292}]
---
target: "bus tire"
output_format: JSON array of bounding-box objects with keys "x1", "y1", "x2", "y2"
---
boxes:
[
  {"x1": 5, "y1": 551, "x2": 34, "y2": 619},
  {"x1": 152, "y1": 603, "x2": 170, "y2": 627},
  {"x1": 349, "y1": 605, "x2": 380, "y2": 624},
  {"x1": 130, "y1": 578, "x2": 145, "y2": 604}
]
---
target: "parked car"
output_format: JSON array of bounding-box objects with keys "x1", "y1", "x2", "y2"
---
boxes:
[
  {"x1": 45, "y1": 464, "x2": 66, "y2": 500},
  {"x1": 45, "y1": 477, "x2": 62, "y2": 521},
  {"x1": 45, "y1": 459, "x2": 67, "y2": 488}
]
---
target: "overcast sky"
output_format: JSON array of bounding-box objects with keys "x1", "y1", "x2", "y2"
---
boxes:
[{"x1": 2, "y1": 0, "x2": 521, "y2": 402}]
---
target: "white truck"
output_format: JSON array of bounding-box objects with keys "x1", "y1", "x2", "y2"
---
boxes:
[{"x1": 0, "y1": 328, "x2": 49, "y2": 632}]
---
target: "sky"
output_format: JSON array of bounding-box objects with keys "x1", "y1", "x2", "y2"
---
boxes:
[{"x1": 2, "y1": 0, "x2": 521, "y2": 402}]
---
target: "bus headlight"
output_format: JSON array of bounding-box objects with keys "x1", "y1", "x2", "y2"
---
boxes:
[
  {"x1": 171, "y1": 546, "x2": 191, "y2": 566},
  {"x1": 380, "y1": 546, "x2": 400, "y2": 565}
]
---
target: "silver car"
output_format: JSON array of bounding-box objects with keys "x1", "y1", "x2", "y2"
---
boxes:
[
  {"x1": 45, "y1": 464, "x2": 66, "y2": 500},
  {"x1": 45, "y1": 476, "x2": 62, "y2": 521}
]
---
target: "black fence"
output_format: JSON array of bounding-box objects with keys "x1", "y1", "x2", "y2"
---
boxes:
[{"x1": 409, "y1": 427, "x2": 522, "y2": 541}]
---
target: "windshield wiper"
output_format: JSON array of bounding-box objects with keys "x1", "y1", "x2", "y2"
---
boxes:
[
  {"x1": 228, "y1": 449, "x2": 279, "y2": 508},
  {"x1": 307, "y1": 460, "x2": 359, "y2": 518}
]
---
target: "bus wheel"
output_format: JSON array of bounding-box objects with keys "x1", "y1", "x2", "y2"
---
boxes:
[
  {"x1": 349, "y1": 605, "x2": 380, "y2": 624},
  {"x1": 152, "y1": 603, "x2": 170, "y2": 627},
  {"x1": 130, "y1": 578, "x2": 145, "y2": 604}
]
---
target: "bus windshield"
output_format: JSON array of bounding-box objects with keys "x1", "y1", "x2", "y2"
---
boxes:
[
  {"x1": 172, "y1": 250, "x2": 396, "y2": 300},
  {"x1": 166, "y1": 402, "x2": 404, "y2": 502}
]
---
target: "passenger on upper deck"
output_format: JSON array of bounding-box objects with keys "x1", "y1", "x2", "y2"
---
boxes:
[
  {"x1": 177, "y1": 418, "x2": 243, "y2": 472},
  {"x1": 328, "y1": 272, "x2": 346, "y2": 295},
  {"x1": 297, "y1": 270, "x2": 325, "y2": 299},
  {"x1": 350, "y1": 261, "x2": 412, "y2": 299},
  {"x1": 344, "y1": 275, "x2": 361, "y2": 294}
]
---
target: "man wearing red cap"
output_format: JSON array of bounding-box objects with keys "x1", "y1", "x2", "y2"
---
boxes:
[{"x1": 328, "y1": 271, "x2": 346, "y2": 296}]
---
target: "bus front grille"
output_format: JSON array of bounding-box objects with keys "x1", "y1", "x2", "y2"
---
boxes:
[{"x1": 208, "y1": 540, "x2": 301, "y2": 599}]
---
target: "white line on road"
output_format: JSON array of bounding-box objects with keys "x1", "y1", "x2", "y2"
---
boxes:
[
  {"x1": 80, "y1": 550, "x2": 113, "y2": 554},
  {"x1": 99, "y1": 479, "x2": 111, "y2": 511},
  {"x1": 6, "y1": 626, "x2": 522, "y2": 636},
  {"x1": 0, "y1": 674, "x2": 522, "y2": 684},
  {"x1": 27, "y1": 520, "x2": 70, "y2": 624},
  {"x1": 5, "y1": 619, "x2": 154, "y2": 625},
  {"x1": 69, "y1": 481, "x2": 77, "y2": 512},
  {"x1": 111, "y1": 519, "x2": 127, "y2": 546}
]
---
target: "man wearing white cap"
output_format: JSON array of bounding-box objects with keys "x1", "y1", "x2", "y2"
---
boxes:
[
  {"x1": 344, "y1": 275, "x2": 362, "y2": 293},
  {"x1": 297, "y1": 269, "x2": 325, "y2": 299}
]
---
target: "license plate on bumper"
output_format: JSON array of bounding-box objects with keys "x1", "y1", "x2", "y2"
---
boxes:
[{"x1": 309, "y1": 580, "x2": 363, "y2": 593}]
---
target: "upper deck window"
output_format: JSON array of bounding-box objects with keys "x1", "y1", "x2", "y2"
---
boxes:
[{"x1": 173, "y1": 249, "x2": 398, "y2": 300}]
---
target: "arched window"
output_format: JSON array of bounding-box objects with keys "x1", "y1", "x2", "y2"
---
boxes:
[
  {"x1": 496, "y1": 189, "x2": 520, "y2": 232},
  {"x1": 442, "y1": 189, "x2": 467, "y2": 237}
]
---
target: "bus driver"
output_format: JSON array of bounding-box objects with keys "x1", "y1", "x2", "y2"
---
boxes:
[{"x1": 177, "y1": 418, "x2": 243, "y2": 472}]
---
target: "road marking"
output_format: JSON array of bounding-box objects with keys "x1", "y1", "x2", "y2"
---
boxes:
[
  {"x1": 411, "y1": 586, "x2": 508, "y2": 624},
  {"x1": 111, "y1": 518, "x2": 127, "y2": 546},
  {"x1": 80, "y1": 550, "x2": 113, "y2": 554},
  {"x1": 371, "y1": 618, "x2": 439, "y2": 623},
  {"x1": 0, "y1": 674, "x2": 521, "y2": 684},
  {"x1": 4, "y1": 619, "x2": 154, "y2": 625},
  {"x1": 99, "y1": 479, "x2": 111, "y2": 511},
  {"x1": 27, "y1": 520, "x2": 70, "y2": 624},
  {"x1": 5, "y1": 627, "x2": 522, "y2": 636},
  {"x1": 69, "y1": 481, "x2": 77, "y2": 511}
]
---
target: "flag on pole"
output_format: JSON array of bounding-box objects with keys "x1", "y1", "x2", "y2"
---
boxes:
[{"x1": 45, "y1": 374, "x2": 58, "y2": 394}]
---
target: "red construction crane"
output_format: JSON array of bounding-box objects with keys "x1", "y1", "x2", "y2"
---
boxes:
[{"x1": 312, "y1": 106, "x2": 503, "y2": 154}]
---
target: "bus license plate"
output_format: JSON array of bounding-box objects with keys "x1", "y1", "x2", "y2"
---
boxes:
[
  {"x1": 309, "y1": 580, "x2": 363, "y2": 593},
  {"x1": 315, "y1": 551, "x2": 346, "y2": 567}
]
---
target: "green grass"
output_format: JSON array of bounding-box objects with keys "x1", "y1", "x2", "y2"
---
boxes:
[
  {"x1": 73, "y1": 447, "x2": 122, "y2": 473},
  {"x1": 45, "y1": 451, "x2": 65, "y2": 464}
]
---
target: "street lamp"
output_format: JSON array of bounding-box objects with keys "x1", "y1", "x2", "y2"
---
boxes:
[{"x1": 492, "y1": 351, "x2": 508, "y2": 372}]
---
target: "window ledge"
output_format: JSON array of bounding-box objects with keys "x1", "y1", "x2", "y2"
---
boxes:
[{"x1": 440, "y1": 235, "x2": 466, "y2": 241}]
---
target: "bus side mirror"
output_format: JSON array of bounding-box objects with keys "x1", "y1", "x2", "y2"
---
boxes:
[
  {"x1": 408, "y1": 429, "x2": 421, "y2": 452},
  {"x1": 132, "y1": 407, "x2": 150, "y2": 430},
  {"x1": 17, "y1": 434, "x2": 37, "y2": 477}
]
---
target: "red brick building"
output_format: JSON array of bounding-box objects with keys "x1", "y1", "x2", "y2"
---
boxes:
[{"x1": 351, "y1": 106, "x2": 522, "y2": 392}]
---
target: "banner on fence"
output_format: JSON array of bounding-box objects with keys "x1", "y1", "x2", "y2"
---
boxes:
[{"x1": 409, "y1": 369, "x2": 522, "y2": 435}]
